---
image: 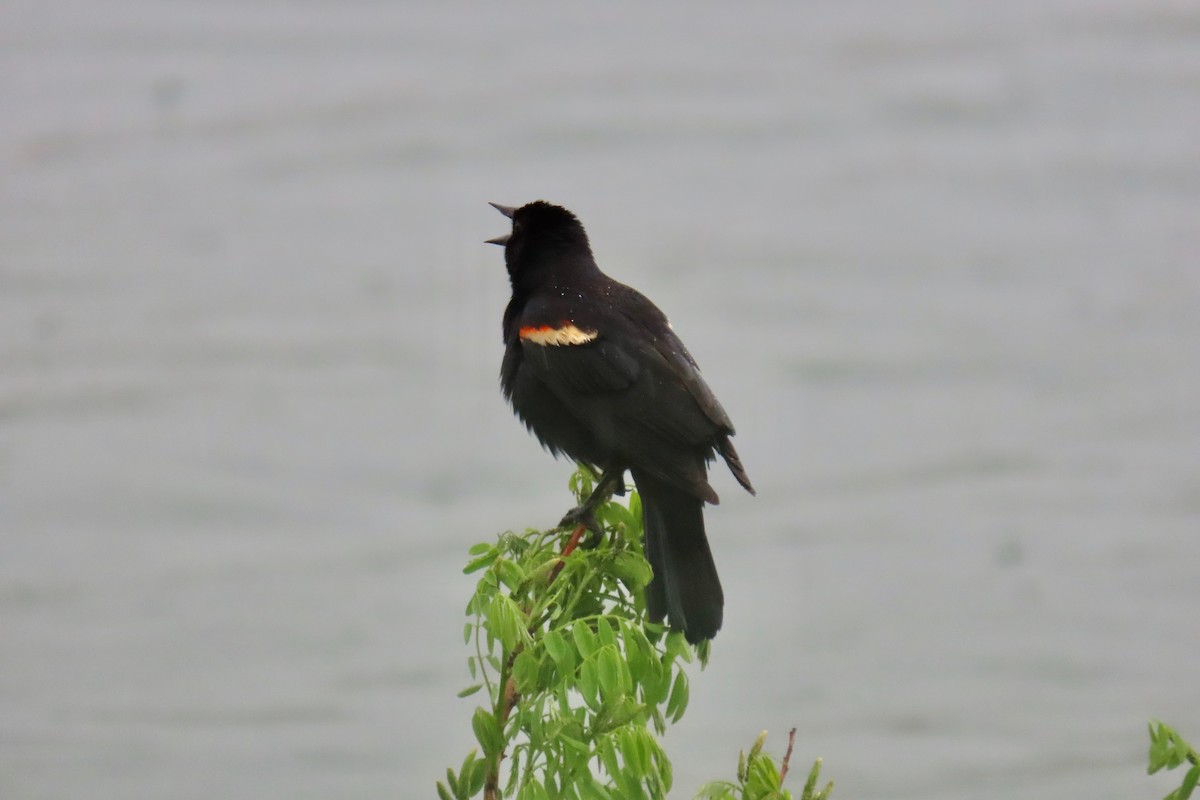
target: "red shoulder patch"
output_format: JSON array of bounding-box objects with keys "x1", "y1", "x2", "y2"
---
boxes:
[{"x1": 519, "y1": 323, "x2": 598, "y2": 346}]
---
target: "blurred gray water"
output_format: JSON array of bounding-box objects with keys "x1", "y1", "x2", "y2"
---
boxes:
[{"x1": 3, "y1": 1, "x2": 1199, "y2": 798}]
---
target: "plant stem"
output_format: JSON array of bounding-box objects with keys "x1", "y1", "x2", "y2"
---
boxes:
[
  {"x1": 484, "y1": 652, "x2": 520, "y2": 800},
  {"x1": 778, "y1": 727, "x2": 797, "y2": 786},
  {"x1": 548, "y1": 523, "x2": 588, "y2": 582}
]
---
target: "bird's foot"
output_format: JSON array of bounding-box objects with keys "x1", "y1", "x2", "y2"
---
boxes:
[
  {"x1": 557, "y1": 467, "x2": 624, "y2": 542},
  {"x1": 558, "y1": 503, "x2": 597, "y2": 532},
  {"x1": 557, "y1": 509, "x2": 600, "y2": 552}
]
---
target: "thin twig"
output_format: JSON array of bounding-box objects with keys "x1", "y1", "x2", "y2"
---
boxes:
[
  {"x1": 548, "y1": 523, "x2": 588, "y2": 582},
  {"x1": 778, "y1": 727, "x2": 798, "y2": 786}
]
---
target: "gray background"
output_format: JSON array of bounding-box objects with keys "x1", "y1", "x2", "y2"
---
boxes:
[{"x1": 3, "y1": 1, "x2": 1198, "y2": 798}]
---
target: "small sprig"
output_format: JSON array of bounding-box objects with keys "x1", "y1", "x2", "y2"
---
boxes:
[
  {"x1": 1149, "y1": 721, "x2": 1200, "y2": 800},
  {"x1": 694, "y1": 729, "x2": 832, "y2": 800}
]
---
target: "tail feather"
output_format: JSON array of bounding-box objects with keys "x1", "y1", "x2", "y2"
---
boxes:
[
  {"x1": 717, "y1": 434, "x2": 755, "y2": 496},
  {"x1": 632, "y1": 468, "x2": 723, "y2": 643}
]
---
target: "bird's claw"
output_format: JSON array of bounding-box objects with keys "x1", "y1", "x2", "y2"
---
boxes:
[
  {"x1": 559, "y1": 504, "x2": 599, "y2": 534},
  {"x1": 558, "y1": 467, "x2": 624, "y2": 542}
]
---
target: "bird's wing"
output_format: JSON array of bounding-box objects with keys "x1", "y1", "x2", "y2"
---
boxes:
[
  {"x1": 513, "y1": 310, "x2": 726, "y2": 451},
  {"x1": 515, "y1": 322, "x2": 642, "y2": 395},
  {"x1": 648, "y1": 327, "x2": 736, "y2": 435},
  {"x1": 511, "y1": 289, "x2": 740, "y2": 501}
]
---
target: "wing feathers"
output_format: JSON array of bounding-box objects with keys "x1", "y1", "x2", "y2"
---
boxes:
[{"x1": 508, "y1": 284, "x2": 749, "y2": 503}]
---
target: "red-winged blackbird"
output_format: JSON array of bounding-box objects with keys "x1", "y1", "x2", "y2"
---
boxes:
[{"x1": 487, "y1": 201, "x2": 754, "y2": 643}]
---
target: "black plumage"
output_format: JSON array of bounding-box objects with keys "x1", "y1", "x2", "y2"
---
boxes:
[{"x1": 488, "y1": 201, "x2": 753, "y2": 643}]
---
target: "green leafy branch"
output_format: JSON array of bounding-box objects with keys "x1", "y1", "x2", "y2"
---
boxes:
[
  {"x1": 440, "y1": 469, "x2": 703, "y2": 800},
  {"x1": 696, "y1": 729, "x2": 833, "y2": 800},
  {"x1": 439, "y1": 468, "x2": 827, "y2": 800},
  {"x1": 1149, "y1": 721, "x2": 1199, "y2": 800}
]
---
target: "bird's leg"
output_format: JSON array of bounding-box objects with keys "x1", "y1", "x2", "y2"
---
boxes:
[
  {"x1": 558, "y1": 467, "x2": 625, "y2": 535},
  {"x1": 549, "y1": 467, "x2": 620, "y2": 580}
]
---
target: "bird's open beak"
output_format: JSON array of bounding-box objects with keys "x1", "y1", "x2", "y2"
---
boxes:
[{"x1": 486, "y1": 202, "x2": 515, "y2": 245}]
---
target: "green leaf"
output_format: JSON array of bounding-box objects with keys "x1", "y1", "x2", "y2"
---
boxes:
[
  {"x1": 749, "y1": 754, "x2": 781, "y2": 791},
  {"x1": 1180, "y1": 765, "x2": 1200, "y2": 800},
  {"x1": 486, "y1": 595, "x2": 528, "y2": 653},
  {"x1": 619, "y1": 627, "x2": 647, "y2": 686},
  {"x1": 471, "y1": 706, "x2": 504, "y2": 757},
  {"x1": 596, "y1": 645, "x2": 624, "y2": 701},
  {"x1": 801, "y1": 756, "x2": 823, "y2": 800},
  {"x1": 464, "y1": 550, "x2": 499, "y2": 574},
  {"x1": 602, "y1": 696, "x2": 646, "y2": 730},
  {"x1": 579, "y1": 773, "x2": 614, "y2": 800},
  {"x1": 544, "y1": 629, "x2": 574, "y2": 672},
  {"x1": 547, "y1": 633, "x2": 578, "y2": 686},
  {"x1": 747, "y1": 730, "x2": 767, "y2": 766},
  {"x1": 1149, "y1": 721, "x2": 1196, "y2": 775},
  {"x1": 512, "y1": 649, "x2": 541, "y2": 694},
  {"x1": 456, "y1": 683, "x2": 483, "y2": 698},
  {"x1": 465, "y1": 756, "x2": 488, "y2": 795},
  {"x1": 571, "y1": 621, "x2": 599, "y2": 658},
  {"x1": 560, "y1": 733, "x2": 590, "y2": 754},
  {"x1": 579, "y1": 657, "x2": 601, "y2": 711},
  {"x1": 596, "y1": 617, "x2": 618, "y2": 648},
  {"x1": 597, "y1": 735, "x2": 622, "y2": 782},
  {"x1": 666, "y1": 671, "x2": 689, "y2": 722},
  {"x1": 663, "y1": 630, "x2": 694, "y2": 664},
  {"x1": 695, "y1": 637, "x2": 711, "y2": 667},
  {"x1": 642, "y1": 656, "x2": 670, "y2": 706},
  {"x1": 517, "y1": 778, "x2": 550, "y2": 800},
  {"x1": 656, "y1": 741, "x2": 673, "y2": 793},
  {"x1": 569, "y1": 466, "x2": 594, "y2": 501},
  {"x1": 496, "y1": 557, "x2": 526, "y2": 592},
  {"x1": 649, "y1": 706, "x2": 666, "y2": 736},
  {"x1": 436, "y1": 780, "x2": 454, "y2": 800},
  {"x1": 694, "y1": 781, "x2": 737, "y2": 799},
  {"x1": 598, "y1": 500, "x2": 637, "y2": 532},
  {"x1": 614, "y1": 768, "x2": 645, "y2": 800},
  {"x1": 456, "y1": 752, "x2": 478, "y2": 796},
  {"x1": 609, "y1": 550, "x2": 652, "y2": 590},
  {"x1": 619, "y1": 726, "x2": 647, "y2": 775}
]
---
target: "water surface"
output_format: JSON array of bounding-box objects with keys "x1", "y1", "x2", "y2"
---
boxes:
[{"x1": 3, "y1": 2, "x2": 1199, "y2": 798}]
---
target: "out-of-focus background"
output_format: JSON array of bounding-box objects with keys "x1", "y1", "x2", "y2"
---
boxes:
[{"x1": 3, "y1": 1, "x2": 1198, "y2": 798}]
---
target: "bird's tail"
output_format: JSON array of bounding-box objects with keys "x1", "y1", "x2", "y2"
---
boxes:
[
  {"x1": 631, "y1": 468, "x2": 723, "y2": 644},
  {"x1": 717, "y1": 434, "x2": 755, "y2": 496}
]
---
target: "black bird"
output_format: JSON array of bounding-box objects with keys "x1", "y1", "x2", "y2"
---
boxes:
[{"x1": 487, "y1": 201, "x2": 754, "y2": 643}]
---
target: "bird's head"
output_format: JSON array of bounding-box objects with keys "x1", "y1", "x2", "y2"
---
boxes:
[{"x1": 487, "y1": 201, "x2": 594, "y2": 285}]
